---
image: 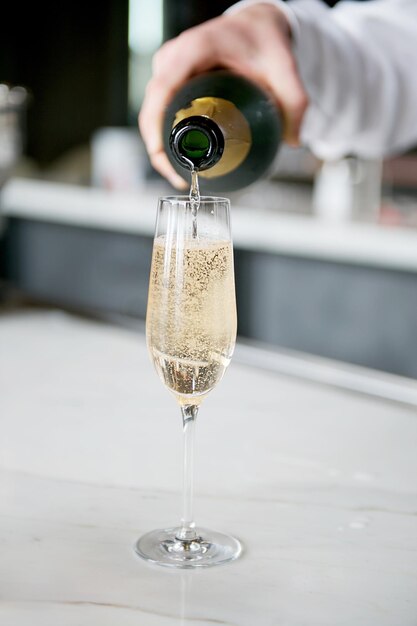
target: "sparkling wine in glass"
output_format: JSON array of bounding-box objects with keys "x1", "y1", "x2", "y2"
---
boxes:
[{"x1": 135, "y1": 195, "x2": 242, "y2": 568}]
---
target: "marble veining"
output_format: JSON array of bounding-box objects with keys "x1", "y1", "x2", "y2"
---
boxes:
[{"x1": 1, "y1": 310, "x2": 417, "y2": 625}]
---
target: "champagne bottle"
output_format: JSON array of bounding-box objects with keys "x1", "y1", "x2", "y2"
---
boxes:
[{"x1": 164, "y1": 70, "x2": 281, "y2": 192}]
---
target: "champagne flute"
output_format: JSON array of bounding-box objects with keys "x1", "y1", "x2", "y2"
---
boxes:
[{"x1": 135, "y1": 196, "x2": 242, "y2": 568}]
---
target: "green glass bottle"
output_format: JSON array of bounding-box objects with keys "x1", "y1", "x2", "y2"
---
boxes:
[{"x1": 164, "y1": 70, "x2": 282, "y2": 192}]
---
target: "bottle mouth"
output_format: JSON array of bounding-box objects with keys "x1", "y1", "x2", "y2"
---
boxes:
[{"x1": 169, "y1": 116, "x2": 224, "y2": 171}]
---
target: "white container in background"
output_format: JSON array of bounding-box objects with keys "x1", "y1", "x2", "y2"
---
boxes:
[
  {"x1": 91, "y1": 127, "x2": 146, "y2": 191},
  {"x1": 313, "y1": 157, "x2": 382, "y2": 223}
]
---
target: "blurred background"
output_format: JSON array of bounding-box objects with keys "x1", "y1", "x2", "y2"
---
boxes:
[{"x1": 1, "y1": 0, "x2": 417, "y2": 378}]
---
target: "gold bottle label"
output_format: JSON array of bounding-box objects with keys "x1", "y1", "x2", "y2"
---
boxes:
[{"x1": 173, "y1": 97, "x2": 252, "y2": 178}]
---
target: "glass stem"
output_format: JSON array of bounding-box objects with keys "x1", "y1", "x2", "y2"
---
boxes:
[{"x1": 176, "y1": 404, "x2": 199, "y2": 542}]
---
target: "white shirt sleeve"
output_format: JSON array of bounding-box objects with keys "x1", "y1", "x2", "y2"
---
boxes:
[{"x1": 228, "y1": 0, "x2": 417, "y2": 159}]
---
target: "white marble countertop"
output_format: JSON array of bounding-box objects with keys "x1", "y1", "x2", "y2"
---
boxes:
[
  {"x1": 3, "y1": 177, "x2": 417, "y2": 272},
  {"x1": 1, "y1": 309, "x2": 417, "y2": 625}
]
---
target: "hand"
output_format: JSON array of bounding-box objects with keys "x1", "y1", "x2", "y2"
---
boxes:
[{"x1": 139, "y1": 2, "x2": 308, "y2": 188}]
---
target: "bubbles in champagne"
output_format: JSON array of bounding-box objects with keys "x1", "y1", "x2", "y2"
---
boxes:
[{"x1": 147, "y1": 238, "x2": 236, "y2": 405}]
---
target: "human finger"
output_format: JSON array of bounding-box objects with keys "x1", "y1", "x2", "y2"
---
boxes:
[
  {"x1": 260, "y1": 40, "x2": 308, "y2": 144},
  {"x1": 149, "y1": 149, "x2": 188, "y2": 189}
]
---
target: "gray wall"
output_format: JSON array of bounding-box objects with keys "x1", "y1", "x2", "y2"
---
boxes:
[
  {"x1": 5, "y1": 219, "x2": 152, "y2": 318},
  {"x1": 235, "y1": 250, "x2": 417, "y2": 379}
]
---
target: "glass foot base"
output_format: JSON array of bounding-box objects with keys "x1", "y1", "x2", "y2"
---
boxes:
[{"x1": 135, "y1": 527, "x2": 242, "y2": 569}]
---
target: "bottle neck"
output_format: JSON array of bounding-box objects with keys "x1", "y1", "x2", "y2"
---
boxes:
[{"x1": 169, "y1": 115, "x2": 224, "y2": 171}]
